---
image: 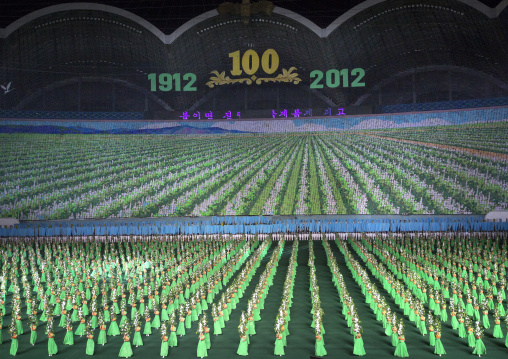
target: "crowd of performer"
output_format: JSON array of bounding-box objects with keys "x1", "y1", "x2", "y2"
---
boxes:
[{"x1": 0, "y1": 232, "x2": 507, "y2": 357}]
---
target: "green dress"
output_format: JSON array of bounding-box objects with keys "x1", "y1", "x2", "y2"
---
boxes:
[
  {"x1": 205, "y1": 332, "x2": 211, "y2": 349},
  {"x1": 394, "y1": 338, "x2": 409, "y2": 358},
  {"x1": 458, "y1": 323, "x2": 466, "y2": 338},
  {"x1": 468, "y1": 332, "x2": 475, "y2": 347},
  {"x1": 274, "y1": 336, "x2": 285, "y2": 356},
  {"x1": 451, "y1": 316, "x2": 459, "y2": 330},
  {"x1": 30, "y1": 330, "x2": 37, "y2": 345},
  {"x1": 353, "y1": 336, "x2": 366, "y2": 356},
  {"x1": 169, "y1": 331, "x2": 178, "y2": 347},
  {"x1": 315, "y1": 337, "x2": 327, "y2": 357},
  {"x1": 75, "y1": 322, "x2": 86, "y2": 336},
  {"x1": 152, "y1": 315, "x2": 161, "y2": 329},
  {"x1": 492, "y1": 323, "x2": 503, "y2": 338},
  {"x1": 161, "y1": 309, "x2": 169, "y2": 321},
  {"x1": 133, "y1": 330, "x2": 143, "y2": 347},
  {"x1": 391, "y1": 333, "x2": 399, "y2": 347},
  {"x1": 143, "y1": 321, "x2": 152, "y2": 336},
  {"x1": 86, "y1": 338, "x2": 95, "y2": 355},
  {"x1": 98, "y1": 329, "x2": 107, "y2": 345},
  {"x1": 248, "y1": 320, "x2": 256, "y2": 335},
  {"x1": 160, "y1": 340, "x2": 169, "y2": 357},
  {"x1": 197, "y1": 338, "x2": 208, "y2": 358},
  {"x1": 10, "y1": 338, "x2": 18, "y2": 356},
  {"x1": 16, "y1": 321, "x2": 23, "y2": 336},
  {"x1": 104, "y1": 310, "x2": 111, "y2": 322},
  {"x1": 472, "y1": 338, "x2": 486, "y2": 356},
  {"x1": 213, "y1": 320, "x2": 222, "y2": 335},
  {"x1": 64, "y1": 330, "x2": 75, "y2": 345},
  {"x1": 58, "y1": 316, "x2": 66, "y2": 328},
  {"x1": 237, "y1": 337, "x2": 248, "y2": 356},
  {"x1": 434, "y1": 338, "x2": 446, "y2": 356},
  {"x1": 108, "y1": 321, "x2": 121, "y2": 336},
  {"x1": 176, "y1": 321, "x2": 186, "y2": 336},
  {"x1": 48, "y1": 337, "x2": 58, "y2": 356},
  {"x1": 482, "y1": 315, "x2": 490, "y2": 329},
  {"x1": 119, "y1": 340, "x2": 133, "y2": 358}
]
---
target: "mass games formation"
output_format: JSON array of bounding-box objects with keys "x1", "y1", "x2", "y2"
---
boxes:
[
  {"x1": 0, "y1": 232, "x2": 507, "y2": 358},
  {"x1": 1, "y1": 0, "x2": 508, "y2": 358}
]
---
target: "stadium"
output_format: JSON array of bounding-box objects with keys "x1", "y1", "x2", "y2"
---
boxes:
[{"x1": 0, "y1": 0, "x2": 507, "y2": 358}]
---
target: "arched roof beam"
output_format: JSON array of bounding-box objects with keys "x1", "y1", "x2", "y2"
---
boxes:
[
  {"x1": 324, "y1": 0, "x2": 508, "y2": 37},
  {"x1": 14, "y1": 76, "x2": 174, "y2": 111},
  {"x1": 353, "y1": 65, "x2": 508, "y2": 106},
  {"x1": 0, "y1": 1, "x2": 506, "y2": 42}
]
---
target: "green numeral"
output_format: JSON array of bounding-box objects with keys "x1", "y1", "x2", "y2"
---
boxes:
[
  {"x1": 325, "y1": 69, "x2": 340, "y2": 88},
  {"x1": 159, "y1": 74, "x2": 172, "y2": 91},
  {"x1": 183, "y1": 73, "x2": 197, "y2": 91},
  {"x1": 351, "y1": 68, "x2": 365, "y2": 87},
  {"x1": 173, "y1": 73, "x2": 181, "y2": 91},
  {"x1": 148, "y1": 73, "x2": 157, "y2": 91},
  {"x1": 149, "y1": 73, "x2": 197, "y2": 92},
  {"x1": 310, "y1": 70, "x2": 324, "y2": 89},
  {"x1": 340, "y1": 69, "x2": 349, "y2": 87}
]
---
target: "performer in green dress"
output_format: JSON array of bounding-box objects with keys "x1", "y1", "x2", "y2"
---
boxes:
[
  {"x1": 97, "y1": 311, "x2": 108, "y2": 345},
  {"x1": 29, "y1": 314, "x2": 38, "y2": 346},
  {"x1": 212, "y1": 303, "x2": 222, "y2": 335},
  {"x1": 472, "y1": 321, "x2": 487, "y2": 357},
  {"x1": 274, "y1": 315, "x2": 285, "y2": 356},
  {"x1": 466, "y1": 317, "x2": 476, "y2": 348},
  {"x1": 428, "y1": 314, "x2": 436, "y2": 347},
  {"x1": 185, "y1": 303, "x2": 193, "y2": 330},
  {"x1": 314, "y1": 315, "x2": 327, "y2": 357},
  {"x1": 450, "y1": 302, "x2": 459, "y2": 330},
  {"x1": 196, "y1": 320, "x2": 208, "y2": 358},
  {"x1": 75, "y1": 308, "x2": 86, "y2": 337},
  {"x1": 143, "y1": 309, "x2": 152, "y2": 336},
  {"x1": 481, "y1": 301, "x2": 490, "y2": 329},
  {"x1": 237, "y1": 312, "x2": 248, "y2": 356},
  {"x1": 160, "y1": 321, "x2": 169, "y2": 358},
  {"x1": 352, "y1": 317, "x2": 366, "y2": 356},
  {"x1": 152, "y1": 307, "x2": 161, "y2": 329},
  {"x1": 201, "y1": 313, "x2": 211, "y2": 350},
  {"x1": 63, "y1": 314, "x2": 74, "y2": 345},
  {"x1": 132, "y1": 312, "x2": 143, "y2": 347},
  {"x1": 492, "y1": 311, "x2": 503, "y2": 338},
  {"x1": 391, "y1": 316, "x2": 399, "y2": 347},
  {"x1": 168, "y1": 312, "x2": 178, "y2": 347},
  {"x1": 47, "y1": 316, "x2": 58, "y2": 357},
  {"x1": 394, "y1": 320, "x2": 409, "y2": 358},
  {"x1": 108, "y1": 312, "x2": 121, "y2": 336},
  {"x1": 457, "y1": 311, "x2": 467, "y2": 338},
  {"x1": 9, "y1": 321, "x2": 18, "y2": 356},
  {"x1": 85, "y1": 318, "x2": 95, "y2": 356},
  {"x1": 176, "y1": 304, "x2": 186, "y2": 336},
  {"x1": 118, "y1": 319, "x2": 133, "y2": 358},
  {"x1": 433, "y1": 321, "x2": 446, "y2": 356}
]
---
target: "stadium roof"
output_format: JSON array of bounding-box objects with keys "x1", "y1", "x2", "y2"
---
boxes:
[
  {"x1": 0, "y1": 0, "x2": 506, "y2": 35},
  {"x1": 1, "y1": 0, "x2": 507, "y2": 114}
]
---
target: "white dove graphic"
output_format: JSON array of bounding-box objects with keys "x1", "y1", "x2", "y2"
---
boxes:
[{"x1": 1, "y1": 82, "x2": 14, "y2": 94}]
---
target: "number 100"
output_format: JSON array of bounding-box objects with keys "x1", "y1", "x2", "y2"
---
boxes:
[{"x1": 229, "y1": 49, "x2": 279, "y2": 76}]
